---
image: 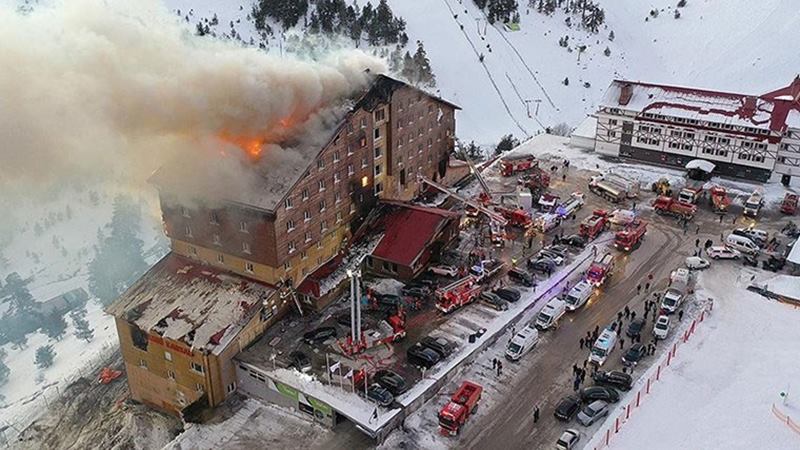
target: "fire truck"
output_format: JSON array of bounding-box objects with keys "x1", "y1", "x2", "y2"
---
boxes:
[
  {"x1": 678, "y1": 184, "x2": 704, "y2": 205},
  {"x1": 614, "y1": 220, "x2": 647, "y2": 252},
  {"x1": 588, "y1": 176, "x2": 626, "y2": 203},
  {"x1": 495, "y1": 206, "x2": 532, "y2": 228},
  {"x1": 500, "y1": 155, "x2": 536, "y2": 177},
  {"x1": 781, "y1": 192, "x2": 798, "y2": 215},
  {"x1": 709, "y1": 186, "x2": 731, "y2": 213},
  {"x1": 652, "y1": 196, "x2": 697, "y2": 220},
  {"x1": 435, "y1": 276, "x2": 483, "y2": 314},
  {"x1": 579, "y1": 210, "x2": 609, "y2": 240},
  {"x1": 438, "y1": 381, "x2": 483, "y2": 436},
  {"x1": 535, "y1": 213, "x2": 562, "y2": 233},
  {"x1": 586, "y1": 253, "x2": 614, "y2": 287}
]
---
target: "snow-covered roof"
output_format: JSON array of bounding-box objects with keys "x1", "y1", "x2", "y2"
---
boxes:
[
  {"x1": 600, "y1": 77, "x2": 800, "y2": 132},
  {"x1": 106, "y1": 253, "x2": 275, "y2": 354},
  {"x1": 765, "y1": 274, "x2": 800, "y2": 300},
  {"x1": 685, "y1": 159, "x2": 716, "y2": 173},
  {"x1": 787, "y1": 240, "x2": 800, "y2": 265},
  {"x1": 571, "y1": 115, "x2": 597, "y2": 139}
]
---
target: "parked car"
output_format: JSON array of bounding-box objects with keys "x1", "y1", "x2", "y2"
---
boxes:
[
  {"x1": 377, "y1": 294, "x2": 404, "y2": 307},
  {"x1": 622, "y1": 343, "x2": 647, "y2": 366},
  {"x1": 592, "y1": 370, "x2": 633, "y2": 391},
  {"x1": 626, "y1": 318, "x2": 646, "y2": 338},
  {"x1": 303, "y1": 326, "x2": 337, "y2": 344},
  {"x1": 289, "y1": 350, "x2": 311, "y2": 373},
  {"x1": 494, "y1": 287, "x2": 521, "y2": 303},
  {"x1": 543, "y1": 244, "x2": 569, "y2": 258},
  {"x1": 367, "y1": 383, "x2": 394, "y2": 407},
  {"x1": 653, "y1": 315, "x2": 670, "y2": 340},
  {"x1": 480, "y1": 291, "x2": 509, "y2": 311},
  {"x1": 554, "y1": 395, "x2": 582, "y2": 421},
  {"x1": 577, "y1": 400, "x2": 610, "y2": 426},
  {"x1": 733, "y1": 227, "x2": 768, "y2": 247},
  {"x1": 685, "y1": 256, "x2": 710, "y2": 270},
  {"x1": 508, "y1": 267, "x2": 535, "y2": 287},
  {"x1": 580, "y1": 386, "x2": 620, "y2": 404},
  {"x1": 742, "y1": 254, "x2": 759, "y2": 267},
  {"x1": 561, "y1": 234, "x2": 587, "y2": 248},
  {"x1": 401, "y1": 285, "x2": 430, "y2": 298},
  {"x1": 537, "y1": 249, "x2": 565, "y2": 266},
  {"x1": 373, "y1": 369, "x2": 408, "y2": 395},
  {"x1": 707, "y1": 246, "x2": 741, "y2": 260},
  {"x1": 556, "y1": 429, "x2": 581, "y2": 450},
  {"x1": 420, "y1": 336, "x2": 454, "y2": 359},
  {"x1": 528, "y1": 257, "x2": 557, "y2": 274},
  {"x1": 406, "y1": 343, "x2": 441, "y2": 369},
  {"x1": 429, "y1": 265, "x2": 459, "y2": 277}
]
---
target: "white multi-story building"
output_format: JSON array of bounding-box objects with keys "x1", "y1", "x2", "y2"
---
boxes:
[{"x1": 595, "y1": 77, "x2": 800, "y2": 184}]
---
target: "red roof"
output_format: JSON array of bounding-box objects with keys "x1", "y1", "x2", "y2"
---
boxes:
[{"x1": 371, "y1": 204, "x2": 458, "y2": 267}]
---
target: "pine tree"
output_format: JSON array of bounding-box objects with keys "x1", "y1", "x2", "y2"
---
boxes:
[
  {"x1": 41, "y1": 311, "x2": 68, "y2": 341},
  {"x1": 401, "y1": 51, "x2": 417, "y2": 83},
  {"x1": 5, "y1": 272, "x2": 34, "y2": 314},
  {"x1": 604, "y1": 46, "x2": 611, "y2": 56},
  {"x1": 71, "y1": 309, "x2": 95, "y2": 343},
  {"x1": 412, "y1": 41, "x2": 436, "y2": 88},
  {"x1": 495, "y1": 134, "x2": 520, "y2": 154},
  {"x1": 674, "y1": 9, "x2": 681, "y2": 19},
  {"x1": 35, "y1": 345, "x2": 55, "y2": 369},
  {"x1": 608, "y1": 30, "x2": 615, "y2": 41},
  {"x1": 563, "y1": 76, "x2": 570, "y2": 86},
  {"x1": 677, "y1": 0, "x2": 687, "y2": 7}
]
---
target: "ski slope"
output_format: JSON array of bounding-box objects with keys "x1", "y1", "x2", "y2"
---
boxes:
[{"x1": 605, "y1": 268, "x2": 800, "y2": 450}]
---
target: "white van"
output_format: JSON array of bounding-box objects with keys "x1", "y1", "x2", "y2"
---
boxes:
[
  {"x1": 535, "y1": 299, "x2": 567, "y2": 330},
  {"x1": 589, "y1": 328, "x2": 618, "y2": 366},
  {"x1": 660, "y1": 288, "x2": 685, "y2": 314},
  {"x1": 564, "y1": 281, "x2": 593, "y2": 311},
  {"x1": 670, "y1": 268, "x2": 691, "y2": 287},
  {"x1": 505, "y1": 325, "x2": 540, "y2": 361},
  {"x1": 725, "y1": 234, "x2": 760, "y2": 255}
]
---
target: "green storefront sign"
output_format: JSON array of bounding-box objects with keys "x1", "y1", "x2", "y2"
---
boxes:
[{"x1": 273, "y1": 379, "x2": 332, "y2": 416}]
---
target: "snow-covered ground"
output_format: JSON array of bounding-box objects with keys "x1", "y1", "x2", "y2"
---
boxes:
[
  {"x1": 601, "y1": 268, "x2": 800, "y2": 450},
  {"x1": 0, "y1": 186, "x2": 167, "y2": 430}
]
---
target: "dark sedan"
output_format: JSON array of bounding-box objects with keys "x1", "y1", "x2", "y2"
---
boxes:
[
  {"x1": 407, "y1": 343, "x2": 441, "y2": 369},
  {"x1": 554, "y1": 395, "x2": 582, "y2": 421},
  {"x1": 420, "y1": 336, "x2": 454, "y2": 359},
  {"x1": 367, "y1": 383, "x2": 394, "y2": 407},
  {"x1": 289, "y1": 350, "x2": 311, "y2": 373},
  {"x1": 528, "y1": 258, "x2": 556, "y2": 274},
  {"x1": 494, "y1": 288, "x2": 521, "y2": 303},
  {"x1": 622, "y1": 343, "x2": 647, "y2": 367},
  {"x1": 592, "y1": 370, "x2": 633, "y2": 391},
  {"x1": 373, "y1": 369, "x2": 408, "y2": 395},
  {"x1": 508, "y1": 267, "x2": 535, "y2": 287},
  {"x1": 561, "y1": 234, "x2": 587, "y2": 248},
  {"x1": 626, "y1": 318, "x2": 646, "y2": 338},
  {"x1": 480, "y1": 291, "x2": 509, "y2": 311},
  {"x1": 303, "y1": 326, "x2": 337, "y2": 345},
  {"x1": 580, "y1": 386, "x2": 620, "y2": 404}
]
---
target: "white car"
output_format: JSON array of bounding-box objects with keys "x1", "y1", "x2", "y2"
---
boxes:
[
  {"x1": 556, "y1": 428, "x2": 581, "y2": 450},
  {"x1": 429, "y1": 265, "x2": 458, "y2": 277},
  {"x1": 685, "y1": 256, "x2": 710, "y2": 270},
  {"x1": 707, "y1": 246, "x2": 741, "y2": 260},
  {"x1": 653, "y1": 315, "x2": 670, "y2": 340}
]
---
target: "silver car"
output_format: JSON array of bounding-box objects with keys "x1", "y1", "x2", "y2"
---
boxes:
[
  {"x1": 555, "y1": 428, "x2": 580, "y2": 449},
  {"x1": 576, "y1": 400, "x2": 609, "y2": 426}
]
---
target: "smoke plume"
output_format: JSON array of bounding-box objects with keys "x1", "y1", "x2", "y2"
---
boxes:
[{"x1": 0, "y1": 0, "x2": 386, "y2": 203}]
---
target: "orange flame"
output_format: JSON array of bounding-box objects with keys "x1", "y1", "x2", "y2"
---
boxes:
[{"x1": 219, "y1": 117, "x2": 296, "y2": 161}]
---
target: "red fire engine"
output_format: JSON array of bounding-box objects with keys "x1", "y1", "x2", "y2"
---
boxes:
[
  {"x1": 586, "y1": 253, "x2": 614, "y2": 287},
  {"x1": 652, "y1": 196, "x2": 697, "y2": 220},
  {"x1": 781, "y1": 192, "x2": 798, "y2": 215},
  {"x1": 438, "y1": 381, "x2": 483, "y2": 436},
  {"x1": 500, "y1": 155, "x2": 536, "y2": 177},
  {"x1": 435, "y1": 276, "x2": 483, "y2": 314},
  {"x1": 579, "y1": 210, "x2": 609, "y2": 240},
  {"x1": 614, "y1": 220, "x2": 647, "y2": 252},
  {"x1": 709, "y1": 186, "x2": 731, "y2": 213}
]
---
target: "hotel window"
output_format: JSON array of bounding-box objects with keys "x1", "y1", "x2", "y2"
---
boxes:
[
  {"x1": 375, "y1": 182, "x2": 383, "y2": 195},
  {"x1": 334, "y1": 172, "x2": 341, "y2": 183},
  {"x1": 375, "y1": 146, "x2": 382, "y2": 158},
  {"x1": 302, "y1": 188, "x2": 309, "y2": 201},
  {"x1": 360, "y1": 117, "x2": 366, "y2": 128},
  {"x1": 375, "y1": 164, "x2": 382, "y2": 176},
  {"x1": 347, "y1": 143, "x2": 354, "y2": 155},
  {"x1": 191, "y1": 362, "x2": 204, "y2": 374},
  {"x1": 317, "y1": 158, "x2": 325, "y2": 169},
  {"x1": 374, "y1": 108, "x2": 385, "y2": 122},
  {"x1": 362, "y1": 156, "x2": 368, "y2": 168},
  {"x1": 360, "y1": 136, "x2": 367, "y2": 147},
  {"x1": 335, "y1": 192, "x2": 342, "y2": 204},
  {"x1": 321, "y1": 220, "x2": 329, "y2": 232},
  {"x1": 210, "y1": 211, "x2": 220, "y2": 225},
  {"x1": 245, "y1": 262, "x2": 254, "y2": 273},
  {"x1": 374, "y1": 127, "x2": 382, "y2": 140},
  {"x1": 318, "y1": 179, "x2": 326, "y2": 191},
  {"x1": 181, "y1": 207, "x2": 190, "y2": 218},
  {"x1": 347, "y1": 164, "x2": 354, "y2": 175},
  {"x1": 213, "y1": 234, "x2": 221, "y2": 246},
  {"x1": 418, "y1": 143, "x2": 423, "y2": 154},
  {"x1": 304, "y1": 210, "x2": 311, "y2": 222},
  {"x1": 319, "y1": 200, "x2": 327, "y2": 212},
  {"x1": 195, "y1": 383, "x2": 204, "y2": 393},
  {"x1": 336, "y1": 211, "x2": 343, "y2": 223},
  {"x1": 139, "y1": 359, "x2": 148, "y2": 370},
  {"x1": 301, "y1": 250, "x2": 308, "y2": 260},
  {"x1": 428, "y1": 138, "x2": 432, "y2": 148},
  {"x1": 418, "y1": 127, "x2": 424, "y2": 137},
  {"x1": 164, "y1": 351, "x2": 172, "y2": 362},
  {"x1": 167, "y1": 370, "x2": 176, "y2": 380},
  {"x1": 284, "y1": 260, "x2": 292, "y2": 270},
  {"x1": 242, "y1": 242, "x2": 251, "y2": 254},
  {"x1": 305, "y1": 231, "x2": 312, "y2": 242},
  {"x1": 185, "y1": 225, "x2": 193, "y2": 237},
  {"x1": 286, "y1": 219, "x2": 295, "y2": 231},
  {"x1": 240, "y1": 221, "x2": 248, "y2": 233},
  {"x1": 217, "y1": 253, "x2": 224, "y2": 264},
  {"x1": 350, "y1": 203, "x2": 356, "y2": 214},
  {"x1": 288, "y1": 241, "x2": 296, "y2": 254},
  {"x1": 333, "y1": 151, "x2": 340, "y2": 163}
]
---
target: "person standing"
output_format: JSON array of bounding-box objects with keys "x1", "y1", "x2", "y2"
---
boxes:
[
  {"x1": 678, "y1": 310, "x2": 684, "y2": 321},
  {"x1": 645, "y1": 282, "x2": 651, "y2": 291},
  {"x1": 637, "y1": 284, "x2": 642, "y2": 294},
  {"x1": 631, "y1": 310, "x2": 637, "y2": 321},
  {"x1": 533, "y1": 405, "x2": 540, "y2": 423},
  {"x1": 619, "y1": 338, "x2": 625, "y2": 350},
  {"x1": 579, "y1": 337, "x2": 585, "y2": 349}
]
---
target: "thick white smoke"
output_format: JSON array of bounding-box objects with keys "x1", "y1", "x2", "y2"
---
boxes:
[{"x1": 0, "y1": 0, "x2": 386, "y2": 202}]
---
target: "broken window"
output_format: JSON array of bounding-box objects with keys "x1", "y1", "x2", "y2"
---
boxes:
[{"x1": 131, "y1": 326, "x2": 148, "y2": 352}]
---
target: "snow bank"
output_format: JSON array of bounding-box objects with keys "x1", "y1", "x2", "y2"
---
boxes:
[{"x1": 603, "y1": 267, "x2": 800, "y2": 450}]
